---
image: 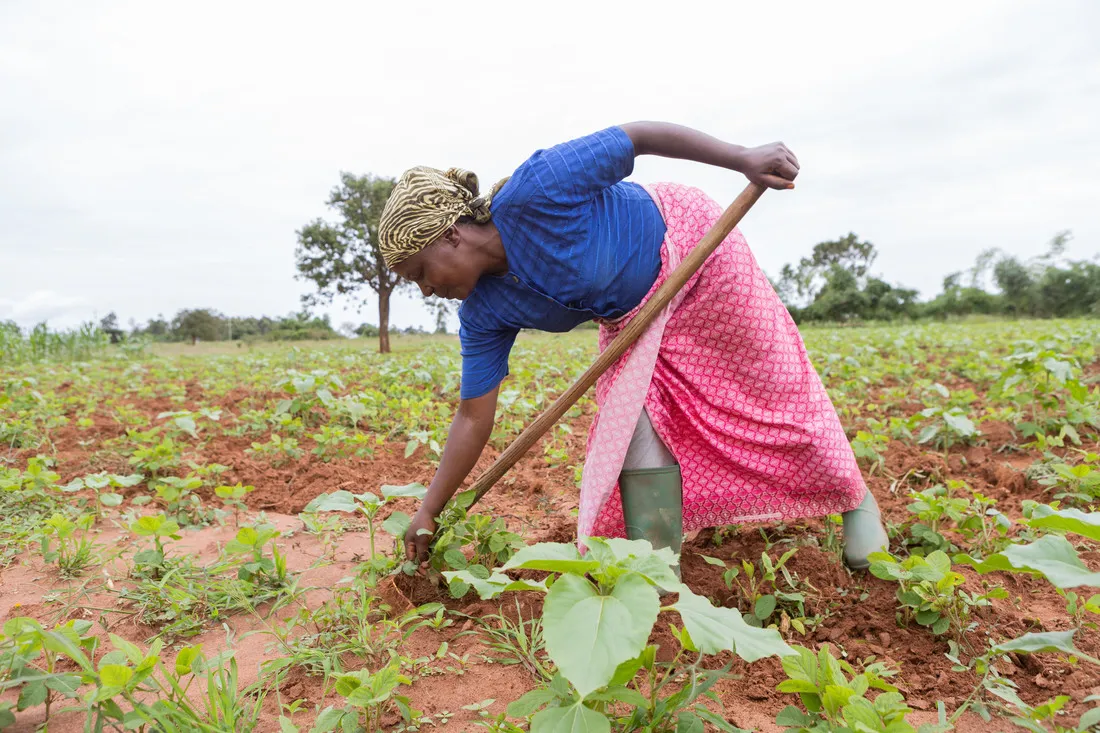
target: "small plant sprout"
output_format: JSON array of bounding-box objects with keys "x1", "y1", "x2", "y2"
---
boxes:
[
  {"x1": 39, "y1": 512, "x2": 99, "y2": 578},
  {"x1": 303, "y1": 484, "x2": 427, "y2": 580},
  {"x1": 58, "y1": 472, "x2": 143, "y2": 519},
  {"x1": 129, "y1": 513, "x2": 182, "y2": 579},
  {"x1": 214, "y1": 482, "x2": 254, "y2": 526}
]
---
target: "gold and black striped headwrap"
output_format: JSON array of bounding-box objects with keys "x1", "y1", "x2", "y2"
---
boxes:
[{"x1": 378, "y1": 166, "x2": 506, "y2": 269}]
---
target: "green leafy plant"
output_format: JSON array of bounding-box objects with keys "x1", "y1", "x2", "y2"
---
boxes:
[
  {"x1": 154, "y1": 474, "x2": 213, "y2": 526},
  {"x1": 311, "y1": 425, "x2": 379, "y2": 462},
  {"x1": 700, "y1": 548, "x2": 821, "y2": 634},
  {"x1": 214, "y1": 482, "x2": 255, "y2": 526},
  {"x1": 304, "y1": 484, "x2": 426, "y2": 580},
  {"x1": 869, "y1": 550, "x2": 1006, "y2": 637},
  {"x1": 309, "y1": 658, "x2": 417, "y2": 733},
  {"x1": 247, "y1": 433, "x2": 302, "y2": 466},
  {"x1": 420, "y1": 490, "x2": 525, "y2": 598},
  {"x1": 129, "y1": 513, "x2": 182, "y2": 579},
  {"x1": 58, "y1": 471, "x2": 143, "y2": 519},
  {"x1": 220, "y1": 523, "x2": 290, "y2": 590},
  {"x1": 851, "y1": 429, "x2": 889, "y2": 474},
  {"x1": 127, "y1": 436, "x2": 184, "y2": 477},
  {"x1": 918, "y1": 404, "x2": 980, "y2": 453},
  {"x1": 447, "y1": 537, "x2": 793, "y2": 732},
  {"x1": 774, "y1": 645, "x2": 941, "y2": 733},
  {"x1": 39, "y1": 512, "x2": 99, "y2": 577}
]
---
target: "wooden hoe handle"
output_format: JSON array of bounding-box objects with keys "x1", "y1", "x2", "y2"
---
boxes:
[{"x1": 465, "y1": 182, "x2": 767, "y2": 509}]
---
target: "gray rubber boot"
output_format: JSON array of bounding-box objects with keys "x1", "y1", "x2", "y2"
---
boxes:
[
  {"x1": 620, "y1": 465, "x2": 683, "y2": 583},
  {"x1": 841, "y1": 490, "x2": 889, "y2": 570}
]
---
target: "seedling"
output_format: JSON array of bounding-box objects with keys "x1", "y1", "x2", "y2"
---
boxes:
[{"x1": 39, "y1": 512, "x2": 99, "y2": 578}]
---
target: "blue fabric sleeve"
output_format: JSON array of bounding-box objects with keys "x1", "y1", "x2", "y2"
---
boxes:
[
  {"x1": 458, "y1": 320, "x2": 520, "y2": 400},
  {"x1": 521, "y1": 126, "x2": 636, "y2": 206}
]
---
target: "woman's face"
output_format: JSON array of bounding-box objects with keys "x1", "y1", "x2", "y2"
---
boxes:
[{"x1": 392, "y1": 226, "x2": 483, "y2": 301}]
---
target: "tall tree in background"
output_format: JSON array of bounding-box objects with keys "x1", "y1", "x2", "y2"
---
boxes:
[
  {"x1": 172, "y1": 309, "x2": 224, "y2": 344},
  {"x1": 294, "y1": 173, "x2": 407, "y2": 353},
  {"x1": 777, "y1": 232, "x2": 878, "y2": 304}
]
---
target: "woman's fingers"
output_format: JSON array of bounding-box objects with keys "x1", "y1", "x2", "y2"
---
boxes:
[
  {"x1": 758, "y1": 173, "x2": 796, "y2": 190},
  {"x1": 773, "y1": 158, "x2": 799, "y2": 181}
]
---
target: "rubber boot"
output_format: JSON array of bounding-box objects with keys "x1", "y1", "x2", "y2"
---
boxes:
[
  {"x1": 620, "y1": 465, "x2": 683, "y2": 585},
  {"x1": 841, "y1": 490, "x2": 889, "y2": 570}
]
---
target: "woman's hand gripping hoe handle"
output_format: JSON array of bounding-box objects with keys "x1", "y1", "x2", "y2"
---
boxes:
[{"x1": 460, "y1": 182, "x2": 768, "y2": 511}]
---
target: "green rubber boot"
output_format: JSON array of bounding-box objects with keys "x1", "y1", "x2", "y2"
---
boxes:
[
  {"x1": 620, "y1": 465, "x2": 684, "y2": 583},
  {"x1": 842, "y1": 490, "x2": 889, "y2": 571}
]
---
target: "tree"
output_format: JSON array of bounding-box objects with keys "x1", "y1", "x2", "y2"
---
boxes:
[
  {"x1": 98, "y1": 312, "x2": 124, "y2": 344},
  {"x1": 295, "y1": 173, "x2": 410, "y2": 353},
  {"x1": 171, "y1": 309, "x2": 224, "y2": 344},
  {"x1": 776, "y1": 233, "x2": 878, "y2": 304},
  {"x1": 992, "y1": 257, "x2": 1035, "y2": 315}
]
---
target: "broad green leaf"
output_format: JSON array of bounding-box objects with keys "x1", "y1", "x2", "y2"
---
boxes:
[
  {"x1": 381, "y1": 511, "x2": 411, "y2": 539},
  {"x1": 957, "y1": 534, "x2": 1100, "y2": 588},
  {"x1": 334, "y1": 674, "x2": 362, "y2": 698},
  {"x1": 506, "y1": 687, "x2": 561, "y2": 718},
  {"x1": 310, "y1": 706, "x2": 346, "y2": 732},
  {"x1": 441, "y1": 570, "x2": 547, "y2": 600},
  {"x1": 672, "y1": 587, "x2": 793, "y2": 661},
  {"x1": 754, "y1": 595, "x2": 777, "y2": 620},
  {"x1": 99, "y1": 664, "x2": 133, "y2": 687},
  {"x1": 776, "y1": 706, "x2": 816, "y2": 727},
  {"x1": 943, "y1": 412, "x2": 977, "y2": 436},
  {"x1": 381, "y1": 483, "x2": 427, "y2": 499},
  {"x1": 503, "y1": 542, "x2": 600, "y2": 575},
  {"x1": 112, "y1": 473, "x2": 144, "y2": 487},
  {"x1": 1042, "y1": 357, "x2": 1073, "y2": 383},
  {"x1": 17, "y1": 681, "x2": 47, "y2": 710},
  {"x1": 175, "y1": 416, "x2": 198, "y2": 437},
  {"x1": 100, "y1": 492, "x2": 123, "y2": 507},
  {"x1": 585, "y1": 686, "x2": 650, "y2": 708},
  {"x1": 777, "y1": 679, "x2": 820, "y2": 693},
  {"x1": 174, "y1": 645, "x2": 203, "y2": 676},
  {"x1": 303, "y1": 491, "x2": 360, "y2": 513},
  {"x1": 1026, "y1": 505, "x2": 1100, "y2": 542},
  {"x1": 543, "y1": 572, "x2": 658, "y2": 697},
  {"x1": 993, "y1": 630, "x2": 1081, "y2": 656},
  {"x1": 531, "y1": 701, "x2": 610, "y2": 733},
  {"x1": 443, "y1": 549, "x2": 468, "y2": 569},
  {"x1": 700, "y1": 555, "x2": 727, "y2": 567},
  {"x1": 676, "y1": 712, "x2": 704, "y2": 733},
  {"x1": 1078, "y1": 707, "x2": 1100, "y2": 731},
  {"x1": 404, "y1": 440, "x2": 419, "y2": 459},
  {"x1": 842, "y1": 697, "x2": 882, "y2": 731}
]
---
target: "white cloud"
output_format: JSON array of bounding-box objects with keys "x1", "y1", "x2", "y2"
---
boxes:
[
  {"x1": 0, "y1": 0, "x2": 1096, "y2": 330},
  {"x1": 0, "y1": 290, "x2": 90, "y2": 328}
]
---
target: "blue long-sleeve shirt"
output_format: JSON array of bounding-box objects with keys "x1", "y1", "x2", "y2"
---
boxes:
[{"x1": 458, "y1": 126, "x2": 666, "y2": 399}]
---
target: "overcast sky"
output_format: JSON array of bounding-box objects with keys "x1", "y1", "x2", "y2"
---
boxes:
[{"x1": 1, "y1": 1, "x2": 1097, "y2": 332}]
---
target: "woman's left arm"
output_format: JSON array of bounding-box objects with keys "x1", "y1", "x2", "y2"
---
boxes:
[{"x1": 619, "y1": 121, "x2": 800, "y2": 190}]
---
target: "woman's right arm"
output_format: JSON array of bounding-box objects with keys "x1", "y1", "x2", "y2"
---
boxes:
[{"x1": 405, "y1": 385, "x2": 499, "y2": 562}]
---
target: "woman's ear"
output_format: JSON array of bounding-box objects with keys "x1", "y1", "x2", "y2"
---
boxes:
[{"x1": 442, "y1": 224, "x2": 464, "y2": 248}]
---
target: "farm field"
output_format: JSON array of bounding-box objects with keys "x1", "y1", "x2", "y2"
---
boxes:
[{"x1": 2, "y1": 321, "x2": 1100, "y2": 732}]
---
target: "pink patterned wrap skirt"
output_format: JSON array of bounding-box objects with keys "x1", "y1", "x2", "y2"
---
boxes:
[{"x1": 577, "y1": 183, "x2": 866, "y2": 540}]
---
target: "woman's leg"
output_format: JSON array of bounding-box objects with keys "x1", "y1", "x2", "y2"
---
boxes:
[{"x1": 620, "y1": 409, "x2": 683, "y2": 579}]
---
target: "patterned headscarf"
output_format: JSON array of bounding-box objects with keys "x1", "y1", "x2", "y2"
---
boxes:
[{"x1": 378, "y1": 166, "x2": 506, "y2": 269}]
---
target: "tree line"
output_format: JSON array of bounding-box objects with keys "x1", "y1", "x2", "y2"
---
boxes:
[
  {"x1": 97, "y1": 310, "x2": 441, "y2": 346},
  {"x1": 771, "y1": 230, "x2": 1099, "y2": 323}
]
